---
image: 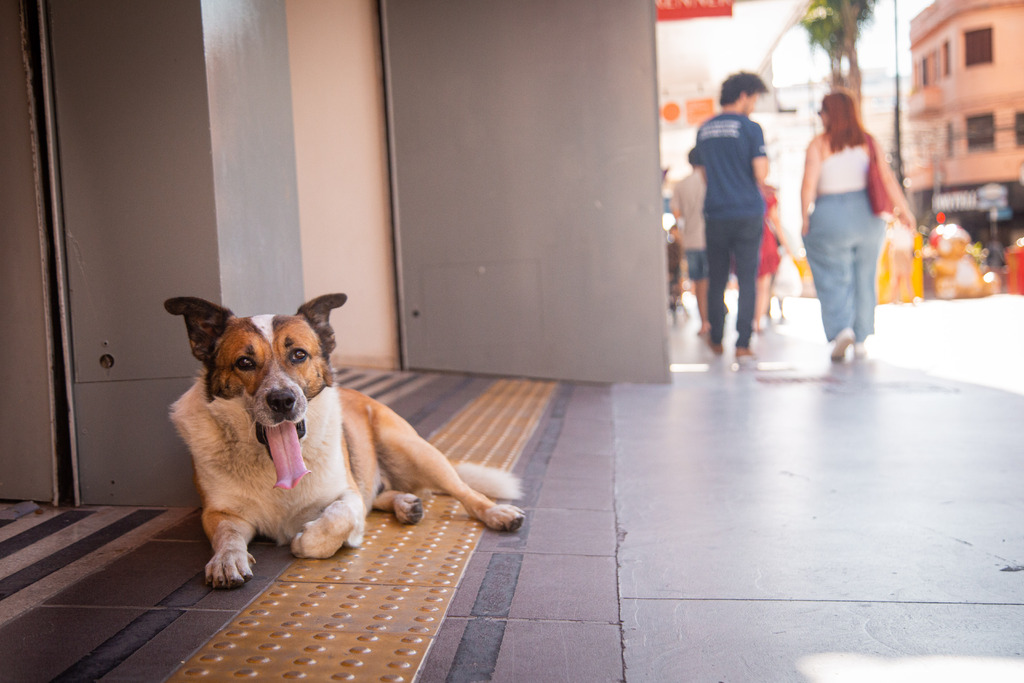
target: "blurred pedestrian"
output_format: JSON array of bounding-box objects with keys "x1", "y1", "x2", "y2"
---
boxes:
[
  {"x1": 667, "y1": 225, "x2": 684, "y2": 322},
  {"x1": 800, "y1": 89, "x2": 915, "y2": 360},
  {"x1": 754, "y1": 185, "x2": 794, "y2": 332},
  {"x1": 693, "y1": 72, "x2": 769, "y2": 361},
  {"x1": 671, "y1": 148, "x2": 710, "y2": 335}
]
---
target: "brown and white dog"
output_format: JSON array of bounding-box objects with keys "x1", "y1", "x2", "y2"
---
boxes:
[{"x1": 165, "y1": 293, "x2": 524, "y2": 588}]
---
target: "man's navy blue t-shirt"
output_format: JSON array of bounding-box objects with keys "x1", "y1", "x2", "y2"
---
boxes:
[{"x1": 693, "y1": 113, "x2": 766, "y2": 221}]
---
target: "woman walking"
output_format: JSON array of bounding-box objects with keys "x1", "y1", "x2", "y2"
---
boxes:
[{"x1": 801, "y1": 90, "x2": 914, "y2": 360}]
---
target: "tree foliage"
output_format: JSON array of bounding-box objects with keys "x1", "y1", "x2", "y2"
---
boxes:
[{"x1": 801, "y1": 0, "x2": 878, "y2": 104}]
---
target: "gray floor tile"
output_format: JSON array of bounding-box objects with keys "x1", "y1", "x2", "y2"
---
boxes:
[
  {"x1": 518, "y1": 508, "x2": 618, "y2": 556},
  {"x1": 622, "y1": 597, "x2": 1024, "y2": 682},
  {"x1": 544, "y1": 451, "x2": 615, "y2": 481},
  {"x1": 45, "y1": 540, "x2": 211, "y2": 607},
  {"x1": 554, "y1": 417, "x2": 616, "y2": 456},
  {"x1": 510, "y1": 553, "x2": 619, "y2": 622},
  {"x1": 536, "y1": 473, "x2": 615, "y2": 511},
  {"x1": 492, "y1": 619, "x2": 624, "y2": 682}
]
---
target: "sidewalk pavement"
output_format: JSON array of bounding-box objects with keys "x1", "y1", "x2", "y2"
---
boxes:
[{"x1": 1, "y1": 294, "x2": 1022, "y2": 682}]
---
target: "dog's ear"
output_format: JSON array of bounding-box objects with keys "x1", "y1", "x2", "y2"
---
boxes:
[
  {"x1": 164, "y1": 297, "x2": 234, "y2": 363},
  {"x1": 296, "y1": 293, "x2": 347, "y2": 357}
]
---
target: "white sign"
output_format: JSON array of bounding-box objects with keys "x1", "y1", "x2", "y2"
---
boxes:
[{"x1": 933, "y1": 183, "x2": 1008, "y2": 212}]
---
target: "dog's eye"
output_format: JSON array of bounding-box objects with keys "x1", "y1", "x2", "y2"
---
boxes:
[
  {"x1": 235, "y1": 357, "x2": 256, "y2": 371},
  {"x1": 290, "y1": 349, "x2": 308, "y2": 363}
]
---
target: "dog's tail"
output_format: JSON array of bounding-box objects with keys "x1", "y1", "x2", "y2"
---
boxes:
[{"x1": 454, "y1": 463, "x2": 523, "y2": 501}]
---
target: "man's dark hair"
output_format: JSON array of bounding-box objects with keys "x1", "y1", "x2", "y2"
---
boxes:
[{"x1": 719, "y1": 72, "x2": 768, "y2": 106}]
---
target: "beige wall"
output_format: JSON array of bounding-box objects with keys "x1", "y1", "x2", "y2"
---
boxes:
[{"x1": 286, "y1": 0, "x2": 399, "y2": 369}]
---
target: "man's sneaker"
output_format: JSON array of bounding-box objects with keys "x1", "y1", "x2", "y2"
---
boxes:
[
  {"x1": 735, "y1": 347, "x2": 756, "y2": 363},
  {"x1": 707, "y1": 339, "x2": 724, "y2": 355},
  {"x1": 854, "y1": 342, "x2": 868, "y2": 359},
  {"x1": 831, "y1": 327, "x2": 855, "y2": 361}
]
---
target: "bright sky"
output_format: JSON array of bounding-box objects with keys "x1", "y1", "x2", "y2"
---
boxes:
[{"x1": 772, "y1": 0, "x2": 937, "y2": 86}]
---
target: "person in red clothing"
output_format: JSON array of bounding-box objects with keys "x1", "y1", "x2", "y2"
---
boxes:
[{"x1": 754, "y1": 186, "x2": 793, "y2": 333}]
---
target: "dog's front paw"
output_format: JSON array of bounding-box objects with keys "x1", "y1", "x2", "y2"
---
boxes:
[
  {"x1": 481, "y1": 504, "x2": 525, "y2": 532},
  {"x1": 206, "y1": 550, "x2": 255, "y2": 588},
  {"x1": 291, "y1": 522, "x2": 346, "y2": 559}
]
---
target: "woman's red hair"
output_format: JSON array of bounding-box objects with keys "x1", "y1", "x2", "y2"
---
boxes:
[{"x1": 821, "y1": 89, "x2": 867, "y2": 152}]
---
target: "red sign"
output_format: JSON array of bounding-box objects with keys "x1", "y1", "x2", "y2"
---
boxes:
[{"x1": 656, "y1": 0, "x2": 733, "y2": 21}]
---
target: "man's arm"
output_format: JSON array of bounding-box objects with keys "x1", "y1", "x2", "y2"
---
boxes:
[{"x1": 752, "y1": 156, "x2": 769, "y2": 188}]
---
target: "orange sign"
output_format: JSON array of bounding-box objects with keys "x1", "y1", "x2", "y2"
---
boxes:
[
  {"x1": 661, "y1": 102, "x2": 682, "y2": 122},
  {"x1": 656, "y1": 0, "x2": 733, "y2": 21},
  {"x1": 686, "y1": 98, "x2": 715, "y2": 125}
]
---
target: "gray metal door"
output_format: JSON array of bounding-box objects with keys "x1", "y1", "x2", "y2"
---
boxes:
[
  {"x1": 381, "y1": 0, "x2": 670, "y2": 384},
  {"x1": 1, "y1": 0, "x2": 60, "y2": 503}
]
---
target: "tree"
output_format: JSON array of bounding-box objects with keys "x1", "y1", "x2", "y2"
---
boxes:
[{"x1": 801, "y1": 0, "x2": 878, "y2": 104}]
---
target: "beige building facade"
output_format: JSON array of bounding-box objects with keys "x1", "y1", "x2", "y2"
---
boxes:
[{"x1": 908, "y1": 0, "x2": 1024, "y2": 244}]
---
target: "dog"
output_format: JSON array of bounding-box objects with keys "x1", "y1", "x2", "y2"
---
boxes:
[{"x1": 165, "y1": 293, "x2": 525, "y2": 588}]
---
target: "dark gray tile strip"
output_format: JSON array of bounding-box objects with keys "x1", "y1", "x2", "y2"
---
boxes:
[
  {"x1": 0, "y1": 510, "x2": 95, "y2": 558},
  {"x1": 335, "y1": 370, "x2": 367, "y2": 385},
  {"x1": 50, "y1": 607, "x2": 185, "y2": 683},
  {"x1": 157, "y1": 570, "x2": 212, "y2": 608},
  {"x1": 446, "y1": 617, "x2": 507, "y2": 683},
  {"x1": 471, "y1": 553, "x2": 523, "y2": 618},
  {"x1": 0, "y1": 510, "x2": 165, "y2": 601},
  {"x1": 348, "y1": 373, "x2": 401, "y2": 393},
  {"x1": 366, "y1": 373, "x2": 422, "y2": 399}
]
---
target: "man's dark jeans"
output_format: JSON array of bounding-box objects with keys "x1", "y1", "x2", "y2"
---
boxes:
[{"x1": 705, "y1": 214, "x2": 763, "y2": 350}]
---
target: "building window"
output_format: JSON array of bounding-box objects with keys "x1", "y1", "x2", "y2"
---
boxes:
[
  {"x1": 947, "y1": 121, "x2": 955, "y2": 157},
  {"x1": 942, "y1": 41, "x2": 951, "y2": 76},
  {"x1": 966, "y1": 114, "x2": 995, "y2": 151},
  {"x1": 1017, "y1": 113, "x2": 1024, "y2": 147},
  {"x1": 964, "y1": 28, "x2": 993, "y2": 66}
]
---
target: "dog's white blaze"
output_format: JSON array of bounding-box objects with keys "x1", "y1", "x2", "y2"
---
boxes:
[{"x1": 250, "y1": 314, "x2": 275, "y2": 340}]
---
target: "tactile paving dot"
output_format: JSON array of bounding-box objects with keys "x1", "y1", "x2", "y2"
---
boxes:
[{"x1": 168, "y1": 380, "x2": 555, "y2": 682}]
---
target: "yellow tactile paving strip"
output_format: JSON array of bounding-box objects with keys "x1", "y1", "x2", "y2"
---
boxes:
[
  {"x1": 169, "y1": 379, "x2": 555, "y2": 682},
  {"x1": 431, "y1": 379, "x2": 556, "y2": 470}
]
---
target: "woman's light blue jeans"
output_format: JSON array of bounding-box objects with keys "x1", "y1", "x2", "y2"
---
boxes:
[{"x1": 803, "y1": 190, "x2": 886, "y2": 342}]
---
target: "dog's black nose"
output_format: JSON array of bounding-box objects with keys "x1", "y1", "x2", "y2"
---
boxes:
[{"x1": 266, "y1": 390, "x2": 297, "y2": 415}]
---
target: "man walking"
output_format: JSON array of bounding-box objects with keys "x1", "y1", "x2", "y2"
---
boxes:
[
  {"x1": 693, "y1": 71, "x2": 769, "y2": 361},
  {"x1": 671, "y1": 148, "x2": 710, "y2": 336}
]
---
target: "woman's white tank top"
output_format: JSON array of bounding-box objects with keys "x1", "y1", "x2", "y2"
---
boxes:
[{"x1": 817, "y1": 144, "x2": 869, "y2": 195}]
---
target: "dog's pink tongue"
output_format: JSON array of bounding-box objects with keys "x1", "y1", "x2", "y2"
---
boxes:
[{"x1": 265, "y1": 422, "x2": 310, "y2": 489}]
